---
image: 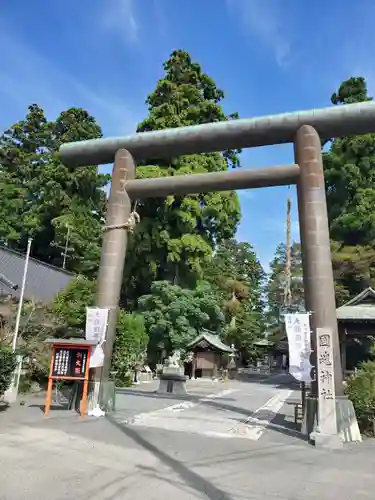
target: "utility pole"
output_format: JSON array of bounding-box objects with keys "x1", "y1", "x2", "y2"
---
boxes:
[
  {"x1": 12, "y1": 238, "x2": 32, "y2": 352},
  {"x1": 62, "y1": 225, "x2": 71, "y2": 270},
  {"x1": 4, "y1": 238, "x2": 32, "y2": 403},
  {"x1": 52, "y1": 224, "x2": 73, "y2": 270}
]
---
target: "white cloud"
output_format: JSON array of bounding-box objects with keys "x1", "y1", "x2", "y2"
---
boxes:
[
  {"x1": 99, "y1": 0, "x2": 139, "y2": 45},
  {"x1": 226, "y1": 0, "x2": 292, "y2": 68},
  {"x1": 0, "y1": 28, "x2": 142, "y2": 138}
]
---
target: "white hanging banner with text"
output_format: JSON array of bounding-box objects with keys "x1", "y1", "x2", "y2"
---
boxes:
[
  {"x1": 285, "y1": 313, "x2": 313, "y2": 383},
  {"x1": 85, "y1": 307, "x2": 109, "y2": 368}
]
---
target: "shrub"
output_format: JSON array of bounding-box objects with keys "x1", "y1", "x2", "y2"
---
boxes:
[
  {"x1": 0, "y1": 344, "x2": 18, "y2": 397},
  {"x1": 345, "y1": 361, "x2": 375, "y2": 435},
  {"x1": 111, "y1": 312, "x2": 148, "y2": 387}
]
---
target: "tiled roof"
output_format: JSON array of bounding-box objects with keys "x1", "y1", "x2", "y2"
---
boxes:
[
  {"x1": 0, "y1": 246, "x2": 75, "y2": 304},
  {"x1": 342, "y1": 287, "x2": 375, "y2": 306},
  {"x1": 336, "y1": 287, "x2": 375, "y2": 321},
  {"x1": 186, "y1": 329, "x2": 234, "y2": 353},
  {"x1": 336, "y1": 306, "x2": 375, "y2": 321}
]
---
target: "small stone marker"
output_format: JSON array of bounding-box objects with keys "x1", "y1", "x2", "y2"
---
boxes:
[
  {"x1": 317, "y1": 328, "x2": 337, "y2": 434},
  {"x1": 311, "y1": 328, "x2": 342, "y2": 448}
]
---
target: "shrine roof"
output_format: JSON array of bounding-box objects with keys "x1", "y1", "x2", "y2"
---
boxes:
[
  {"x1": 186, "y1": 330, "x2": 234, "y2": 353},
  {"x1": 336, "y1": 287, "x2": 375, "y2": 321},
  {"x1": 253, "y1": 338, "x2": 273, "y2": 347}
]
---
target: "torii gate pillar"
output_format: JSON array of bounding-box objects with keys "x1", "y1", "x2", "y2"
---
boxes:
[{"x1": 295, "y1": 125, "x2": 361, "y2": 447}]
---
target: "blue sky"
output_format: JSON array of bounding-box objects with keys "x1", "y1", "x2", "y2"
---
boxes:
[{"x1": 1, "y1": 0, "x2": 374, "y2": 272}]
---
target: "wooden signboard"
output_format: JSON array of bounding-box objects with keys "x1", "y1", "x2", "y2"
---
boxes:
[{"x1": 44, "y1": 338, "x2": 97, "y2": 418}]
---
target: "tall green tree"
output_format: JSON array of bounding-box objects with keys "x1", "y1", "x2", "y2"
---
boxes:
[
  {"x1": 266, "y1": 242, "x2": 304, "y2": 322},
  {"x1": 123, "y1": 50, "x2": 241, "y2": 303},
  {"x1": 331, "y1": 241, "x2": 375, "y2": 306},
  {"x1": 203, "y1": 239, "x2": 265, "y2": 358},
  {"x1": 111, "y1": 312, "x2": 149, "y2": 386},
  {"x1": 0, "y1": 105, "x2": 109, "y2": 276},
  {"x1": 205, "y1": 239, "x2": 264, "y2": 308},
  {"x1": 324, "y1": 77, "x2": 375, "y2": 246},
  {"x1": 324, "y1": 76, "x2": 375, "y2": 299},
  {"x1": 52, "y1": 276, "x2": 96, "y2": 329},
  {"x1": 137, "y1": 280, "x2": 225, "y2": 357}
]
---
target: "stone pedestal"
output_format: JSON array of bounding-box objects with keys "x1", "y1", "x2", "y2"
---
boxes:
[
  {"x1": 158, "y1": 366, "x2": 187, "y2": 395},
  {"x1": 99, "y1": 380, "x2": 116, "y2": 412},
  {"x1": 302, "y1": 395, "x2": 362, "y2": 448},
  {"x1": 70, "y1": 380, "x2": 116, "y2": 414}
]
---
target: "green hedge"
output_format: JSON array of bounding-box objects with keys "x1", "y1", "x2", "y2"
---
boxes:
[
  {"x1": 345, "y1": 361, "x2": 375, "y2": 435},
  {"x1": 0, "y1": 344, "x2": 18, "y2": 397}
]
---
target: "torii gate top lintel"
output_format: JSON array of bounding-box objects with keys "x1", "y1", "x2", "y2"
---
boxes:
[
  {"x1": 59, "y1": 101, "x2": 375, "y2": 167},
  {"x1": 80, "y1": 97, "x2": 363, "y2": 441}
]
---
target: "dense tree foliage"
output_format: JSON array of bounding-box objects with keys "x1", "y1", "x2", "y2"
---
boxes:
[
  {"x1": 138, "y1": 280, "x2": 225, "y2": 357},
  {"x1": 50, "y1": 277, "x2": 148, "y2": 384},
  {"x1": 0, "y1": 105, "x2": 109, "y2": 276},
  {"x1": 266, "y1": 242, "x2": 304, "y2": 320},
  {"x1": 0, "y1": 343, "x2": 17, "y2": 396},
  {"x1": 204, "y1": 239, "x2": 265, "y2": 359},
  {"x1": 324, "y1": 76, "x2": 375, "y2": 301},
  {"x1": 111, "y1": 312, "x2": 148, "y2": 386},
  {"x1": 325, "y1": 77, "x2": 375, "y2": 246},
  {"x1": 123, "y1": 50, "x2": 242, "y2": 302},
  {"x1": 52, "y1": 276, "x2": 96, "y2": 329},
  {"x1": 265, "y1": 76, "x2": 375, "y2": 312}
]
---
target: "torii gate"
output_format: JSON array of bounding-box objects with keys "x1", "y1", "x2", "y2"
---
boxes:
[{"x1": 60, "y1": 101, "x2": 375, "y2": 447}]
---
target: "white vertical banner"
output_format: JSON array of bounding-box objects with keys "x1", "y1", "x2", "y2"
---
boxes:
[
  {"x1": 316, "y1": 328, "x2": 337, "y2": 434},
  {"x1": 285, "y1": 313, "x2": 312, "y2": 383},
  {"x1": 85, "y1": 307, "x2": 109, "y2": 368},
  {"x1": 85, "y1": 307, "x2": 109, "y2": 343}
]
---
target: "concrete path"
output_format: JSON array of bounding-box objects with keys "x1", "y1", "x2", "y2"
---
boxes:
[
  {"x1": 114, "y1": 377, "x2": 295, "y2": 441},
  {"x1": 0, "y1": 374, "x2": 374, "y2": 499}
]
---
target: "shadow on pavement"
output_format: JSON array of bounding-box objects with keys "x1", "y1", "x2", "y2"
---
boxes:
[
  {"x1": 236, "y1": 372, "x2": 301, "y2": 390},
  {"x1": 0, "y1": 402, "x2": 9, "y2": 412},
  {"x1": 196, "y1": 398, "x2": 307, "y2": 442},
  {"x1": 29, "y1": 403, "x2": 69, "y2": 412},
  {"x1": 116, "y1": 387, "x2": 237, "y2": 403},
  {"x1": 116, "y1": 383, "x2": 306, "y2": 443},
  {"x1": 107, "y1": 414, "x2": 236, "y2": 500}
]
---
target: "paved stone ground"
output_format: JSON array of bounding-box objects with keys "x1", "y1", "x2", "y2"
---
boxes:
[
  {"x1": 0, "y1": 374, "x2": 374, "y2": 499},
  {"x1": 114, "y1": 376, "x2": 297, "y2": 440}
]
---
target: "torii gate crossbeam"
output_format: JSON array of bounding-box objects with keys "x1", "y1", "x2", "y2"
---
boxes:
[{"x1": 59, "y1": 101, "x2": 372, "y2": 447}]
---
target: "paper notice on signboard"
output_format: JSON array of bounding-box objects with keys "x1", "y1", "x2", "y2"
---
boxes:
[
  {"x1": 85, "y1": 307, "x2": 109, "y2": 344},
  {"x1": 285, "y1": 313, "x2": 312, "y2": 383},
  {"x1": 90, "y1": 345, "x2": 105, "y2": 368}
]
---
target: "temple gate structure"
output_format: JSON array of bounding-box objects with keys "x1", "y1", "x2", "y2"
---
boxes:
[{"x1": 59, "y1": 100, "x2": 375, "y2": 448}]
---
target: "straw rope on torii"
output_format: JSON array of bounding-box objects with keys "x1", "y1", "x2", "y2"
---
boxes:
[{"x1": 103, "y1": 201, "x2": 141, "y2": 233}]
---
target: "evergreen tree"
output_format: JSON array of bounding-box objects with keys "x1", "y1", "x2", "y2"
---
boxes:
[
  {"x1": 0, "y1": 105, "x2": 109, "y2": 275},
  {"x1": 204, "y1": 239, "x2": 265, "y2": 361},
  {"x1": 123, "y1": 50, "x2": 241, "y2": 303},
  {"x1": 324, "y1": 77, "x2": 375, "y2": 299},
  {"x1": 324, "y1": 77, "x2": 375, "y2": 246},
  {"x1": 266, "y1": 242, "x2": 304, "y2": 321}
]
